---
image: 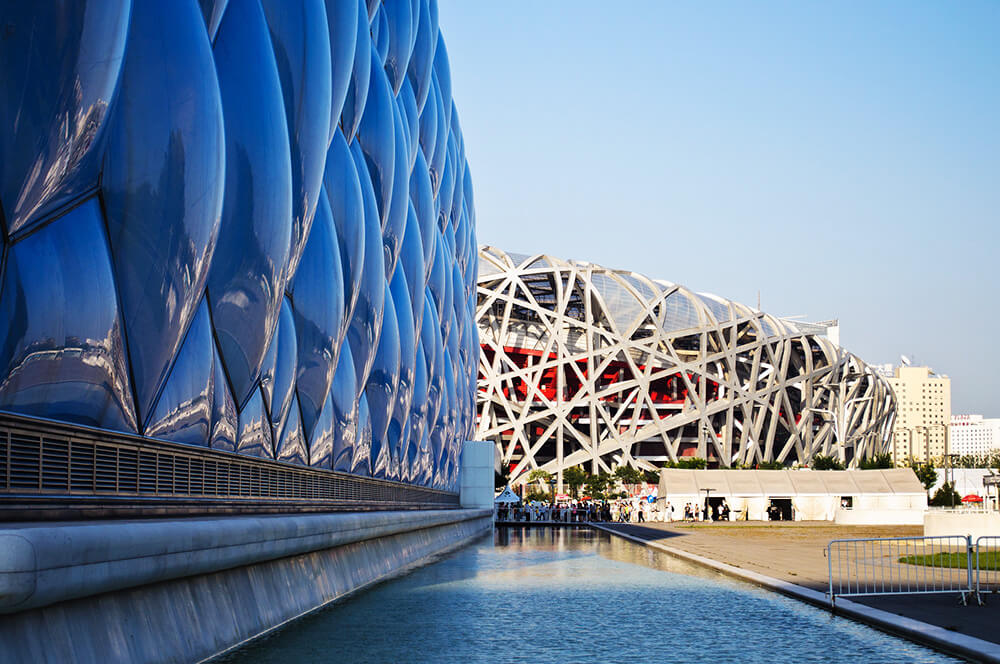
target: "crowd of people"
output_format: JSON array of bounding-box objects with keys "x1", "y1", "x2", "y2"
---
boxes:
[{"x1": 495, "y1": 497, "x2": 737, "y2": 523}]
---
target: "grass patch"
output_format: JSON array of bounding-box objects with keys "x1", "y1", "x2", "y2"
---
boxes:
[{"x1": 898, "y1": 551, "x2": 1000, "y2": 570}]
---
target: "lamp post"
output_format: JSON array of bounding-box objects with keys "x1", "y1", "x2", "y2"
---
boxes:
[{"x1": 807, "y1": 395, "x2": 873, "y2": 464}]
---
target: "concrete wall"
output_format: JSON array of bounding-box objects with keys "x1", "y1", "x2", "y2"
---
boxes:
[
  {"x1": 835, "y1": 508, "x2": 926, "y2": 525},
  {"x1": 924, "y1": 511, "x2": 1000, "y2": 539},
  {"x1": 0, "y1": 509, "x2": 490, "y2": 663}
]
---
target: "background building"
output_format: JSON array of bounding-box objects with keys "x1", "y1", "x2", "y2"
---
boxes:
[
  {"x1": 950, "y1": 414, "x2": 1000, "y2": 457},
  {"x1": 476, "y1": 248, "x2": 895, "y2": 489},
  {"x1": 888, "y1": 366, "x2": 951, "y2": 464}
]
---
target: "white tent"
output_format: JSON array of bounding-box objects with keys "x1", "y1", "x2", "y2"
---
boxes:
[
  {"x1": 494, "y1": 486, "x2": 521, "y2": 504},
  {"x1": 658, "y1": 468, "x2": 926, "y2": 524}
]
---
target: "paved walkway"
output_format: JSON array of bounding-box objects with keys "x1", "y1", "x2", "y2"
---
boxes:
[{"x1": 601, "y1": 521, "x2": 1000, "y2": 651}]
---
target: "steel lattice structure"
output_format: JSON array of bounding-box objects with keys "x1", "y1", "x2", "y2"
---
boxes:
[{"x1": 476, "y1": 247, "x2": 895, "y2": 486}]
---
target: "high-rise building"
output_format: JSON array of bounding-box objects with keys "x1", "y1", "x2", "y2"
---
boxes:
[
  {"x1": 950, "y1": 415, "x2": 1000, "y2": 457},
  {"x1": 888, "y1": 367, "x2": 951, "y2": 464}
]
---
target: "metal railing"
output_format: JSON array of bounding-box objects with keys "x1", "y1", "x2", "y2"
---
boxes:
[
  {"x1": 975, "y1": 536, "x2": 1000, "y2": 601},
  {"x1": 0, "y1": 412, "x2": 459, "y2": 519},
  {"x1": 827, "y1": 536, "x2": 975, "y2": 606}
]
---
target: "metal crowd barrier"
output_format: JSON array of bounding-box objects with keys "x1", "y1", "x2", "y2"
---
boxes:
[
  {"x1": 827, "y1": 536, "x2": 974, "y2": 607},
  {"x1": 975, "y1": 536, "x2": 1000, "y2": 601}
]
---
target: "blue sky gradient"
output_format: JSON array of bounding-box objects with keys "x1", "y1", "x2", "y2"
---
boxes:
[{"x1": 439, "y1": 0, "x2": 999, "y2": 415}]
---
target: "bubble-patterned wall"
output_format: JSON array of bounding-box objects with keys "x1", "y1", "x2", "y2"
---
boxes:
[{"x1": 0, "y1": 0, "x2": 478, "y2": 492}]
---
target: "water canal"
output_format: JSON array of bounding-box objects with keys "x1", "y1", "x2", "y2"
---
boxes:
[{"x1": 219, "y1": 527, "x2": 962, "y2": 663}]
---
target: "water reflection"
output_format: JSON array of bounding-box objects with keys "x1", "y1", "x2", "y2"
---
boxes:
[{"x1": 221, "y1": 527, "x2": 961, "y2": 664}]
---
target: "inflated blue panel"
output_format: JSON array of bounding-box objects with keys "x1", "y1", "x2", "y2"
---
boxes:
[
  {"x1": 345, "y1": 140, "x2": 386, "y2": 391},
  {"x1": 275, "y1": 393, "x2": 307, "y2": 465},
  {"x1": 399, "y1": 204, "x2": 427, "y2": 336},
  {"x1": 410, "y1": 150, "x2": 437, "y2": 272},
  {"x1": 417, "y1": 77, "x2": 439, "y2": 171},
  {"x1": 366, "y1": 281, "x2": 399, "y2": 478},
  {"x1": 357, "y1": 47, "x2": 396, "y2": 232},
  {"x1": 324, "y1": 0, "x2": 359, "y2": 144},
  {"x1": 290, "y1": 189, "x2": 344, "y2": 441},
  {"x1": 352, "y1": 392, "x2": 373, "y2": 476},
  {"x1": 372, "y1": 5, "x2": 390, "y2": 66},
  {"x1": 210, "y1": 346, "x2": 238, "y2": 452},
  {"x1": 429, "y1": 81, "x2": 449, "y2": 199},
  {"x1": 0, "y1": 201, "x2": 136, "y2": 431},
  {"x1": 330, "y1": 340, "x2": 358, "y2": 472},
  {"x1": 208, "y1": 0, "x2": 293, "y2": 407},
  {"x1": 237, "y1": 388, "x2": 273, "y2": 459},
  {"x1": 146, "y1": 300, "x2": 214, "y2": 446},
  {"x1": 387, "y1": 268, "x2": 415, "y2": 481},
  {"x1": 102, "y1": 0, "x2": 225, "y2": 427},
  {"x1": 383, "y1": 0, "x2": 414, "y2": 95},
  {"x1": 324, "y1": 129, "x2": 365, "y2": 324},
  {"x1": 309, "y1": 390, "x2": 335, "y2": 469},
  {"x1": 341, "y1": 1, "x2": 371, "y2": 143},
  {"x1": 382, "y1": 101, "x2": 411, "y2": 279},
  {"x1": 198, "y1": 0, "x2": 229, "y2": 42},
  {"x1": 260, "y1": 299, "x2": 298, "y2": 440},
  {"x1": 404, "y1": 343, "x2": 429, "y2": 484},
  {"x1": 261, "y1": 0, "x2": 333, "y2": 283},
  {"x1": 398, "y1": 78, "x2": 420, "y2": 170},
  {"x1": 407, "y1": 0, "x2": 437, "y2": 114},
  {"x1": 433, "y1": 35, "x2": 453, "y2": 137},
  {"x1": 0, "y1": 0, "x2": 129, "y2": 236}
]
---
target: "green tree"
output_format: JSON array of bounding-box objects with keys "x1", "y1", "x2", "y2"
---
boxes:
[
  {"x1": 756, "y1": 460, "x2": 785, "y2": 470},
  {"x1": 526, "y1": 468, "x2": 552, "y2": 484},
  {"x1": 563, "y1": 466, "x2": 587, "y2": 498},
  {"x1": 494, "y1": 464, "x2": 511, "y2": 490},
  {"x1": 929, "y1": 482, "x2": 961, "y2": 507},
  {"x1": 858, "y1": 453, "x2": 894, "y2": 470},
  {"x1": 811, "y1": 454, "x2": 846, "y2": 471},
  {"x1": 643, "y1": 469, "x2": 661, "y2": 484},
  {"x1": 583, "y1": 472, "x2": 611, "y2": 500},
  {"x1": 910, "y1": 461, "x2": 938, "y2": 493},
  {"x1": 614, "y1": 465, "x2": 644, "y2": 486},
  {"x1": 663, "y1": 457, "x2": 707, "y2": 470},
  {"x1": 525, "y1": 490, "x2": 552, "y2": 503}
]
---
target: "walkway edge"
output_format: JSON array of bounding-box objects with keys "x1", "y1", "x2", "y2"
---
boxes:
[{"x1": 592, "y1": 524, "x2": 1000, "y2": 664}]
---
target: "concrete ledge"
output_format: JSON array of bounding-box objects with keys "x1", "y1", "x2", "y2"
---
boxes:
[
  {"x1": 0, "y1": 508, "x2": 490, "y2": 614},
  {"x1": 0, "y1": 513, "x2": 491, "y2": 664},
  {"x1": 593, "y1": 524, "x2": 1000, "y2": 664},
  {"x1": 925, "y1": 511, "x2": 1000, "y2": 539}
]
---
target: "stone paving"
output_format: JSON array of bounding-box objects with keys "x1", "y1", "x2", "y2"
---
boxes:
[{"x1": 602, "y1": 521, "x2": 1000, "y2": 648}]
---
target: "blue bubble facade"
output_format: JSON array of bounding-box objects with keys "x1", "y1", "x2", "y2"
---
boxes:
[{"x1": 0, "y1": 0, "x2": 478, "y2": 492}]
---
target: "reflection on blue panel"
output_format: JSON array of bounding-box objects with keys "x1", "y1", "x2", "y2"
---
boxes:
[
  {"x1": 0, "y1": 201, "x2": 136, "y2": 431},
  {"x1": 341, "y1": 1, "x2": 371, "y2": 143},
  {"x1": 260, "y1": 299, "x2": 298, "y2": 438},
  {"x1": 146, "y1": 300, "x2": 214, "y2": 445},
  {"x1": 324, "y1": 129, "x2": 365, "y2": 325},
  {"x1": 358, "y1": 46, "x2": 396, "y2": 231},
  {"x1": 103, "y1": 0, "x2": 225, "y2": 426},
  {"x1": 367, "y1": 281, "x2": 399, "y2": 479},
  {"x1": 325, "y1": 0, "x2": 359, "y2": 143},
  {"x1": 208, "y1": 0, "x2": 293, "y2": 407},
  {"x1": 352, "y1": 392, "x2": 372, "y2": 476},
  {"x1": 291, "y1": 189, "x2": 344, "y2": 440},
  {"x1": 276, "y1": 393, "x2": 307, "y2": 465},
  {"x1": 237, "y1": 388, "x2": 273, "y2": 459},
  {"x1": 0, "y1": 0, "x2": 129, "y2": 235},
  {"x1": 261, "y1": 0, "x2": 332, "y2": 283},
  {"x1": 330, "y1": 340, "x2": 358, "y2": 472},
  {"x1": 210, "y1": 346, "x2": 238, "y2": 452},
  {"x1": 309, "y1": 390, "x2": 335, "y2": 469}
]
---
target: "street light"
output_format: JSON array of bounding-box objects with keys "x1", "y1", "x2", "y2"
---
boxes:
[{"x1": 807, "y1": 394, "x2": 872, "y2": 463}]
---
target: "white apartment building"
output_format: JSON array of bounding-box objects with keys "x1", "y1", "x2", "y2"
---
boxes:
[
  {"x1": 888, "y1": 366, "x2": 951, "y2": 464},
  {"x1": 950, "y1": 414, "x2": 1000, "y2": 457}
]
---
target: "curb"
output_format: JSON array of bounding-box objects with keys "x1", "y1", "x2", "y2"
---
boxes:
[{"x1": 592, "y1": 524, "x2": 1000, "y2": 664}]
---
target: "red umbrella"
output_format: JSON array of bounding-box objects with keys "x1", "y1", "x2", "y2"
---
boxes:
[{"x1": 962, "y1": 494, "x2": 983, "y2": 503}]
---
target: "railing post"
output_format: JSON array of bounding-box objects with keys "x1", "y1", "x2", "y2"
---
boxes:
[
  {"x1": 827, "y1": 541, "x2": 835, "y2": 609},
  {"x1": 965, "y1": 535, "x2": 974, "y2": 606}
]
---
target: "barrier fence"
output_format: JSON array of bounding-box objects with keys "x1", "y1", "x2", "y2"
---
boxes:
[{"x1": 827, "y1": 536, "x2": 975, "y2": 606}]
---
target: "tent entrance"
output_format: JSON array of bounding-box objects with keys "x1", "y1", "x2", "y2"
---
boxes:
[{"x1": 767, "y1": 498, "x2": 792, "y2": 521}]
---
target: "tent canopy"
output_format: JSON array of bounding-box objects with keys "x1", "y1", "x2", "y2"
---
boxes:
[
  {"x1": 659, "y1": 468, "x2": 926, "y2": 498},
  {"x1": 495, "y1": 486, "x2": 521, "y2": 503}
]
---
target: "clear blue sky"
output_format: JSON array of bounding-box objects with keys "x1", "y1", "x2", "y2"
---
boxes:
[{"x1": 439, "y1": 0, "x2": 999, "y2": 416}]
